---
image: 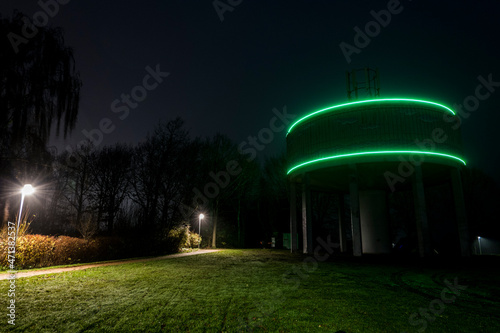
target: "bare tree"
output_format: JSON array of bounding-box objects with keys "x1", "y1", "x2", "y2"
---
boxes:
[
  {"x1": 198, "y1": 134, "x2": 259, "y2": 248},
  {"x1": 129, "y1": 118, "x2": 199, "y2": 233},
  {"x1": 89, "y1": 144, "x2": 132, "y2": 234},
  {"x1": 259, "y1": 153, "x2": 289, "y2": 242},
  {"x1": 60, "y1": 143, "x2": 95, "y2": 232}
]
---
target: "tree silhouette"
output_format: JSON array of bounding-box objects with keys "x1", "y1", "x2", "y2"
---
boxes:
[
  {"x1": 0, "y1": 11, "x2": 81, "y2": 222},
  {"x1": 129, "y1": 118, "x2": 198, "y2": 233},
  {"x1": 0, "y1": 12, "x2": 80, "y2": 154},
  {"x1": 89, "y1": 144, "x2": 132, "y2": 234}
]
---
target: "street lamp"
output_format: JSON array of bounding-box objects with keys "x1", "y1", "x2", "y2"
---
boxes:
[
  {"x1": 478, "y1": 236, "x2": 482, "y2": 255},
  {"x1": 198, "y1": 214, "x2": 204, "y2": 249},
  {"x1": 15, "y1": 184, "x2": 35, "y2": 244}
]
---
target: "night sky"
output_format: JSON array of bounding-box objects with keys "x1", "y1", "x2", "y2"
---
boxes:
[{"x1": 2, "y1": 0, "x2": 500, "y2": 183}]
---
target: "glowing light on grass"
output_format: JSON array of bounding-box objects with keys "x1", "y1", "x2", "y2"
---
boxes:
[
  {"x1": 287, "y1": 151, "x2": 466, "y2": 175},
  {"x1": 286, "y1": 98, "x2": 456, "y2": 135}
]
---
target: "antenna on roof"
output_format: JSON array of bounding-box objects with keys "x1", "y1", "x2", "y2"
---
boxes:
[{"x1": 346, "y1": 67, "x2": 380, "y2": 101}]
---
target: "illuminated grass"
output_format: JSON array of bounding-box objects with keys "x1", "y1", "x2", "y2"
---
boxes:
[{"x1": 1, "y1": 250, "x2": 498, "y2": 332}]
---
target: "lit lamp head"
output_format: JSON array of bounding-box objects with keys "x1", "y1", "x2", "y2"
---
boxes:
[
  {"x1": 478, "y1": 236, "x2": 481, "y2": 240},
  {"x1": 199, "y1": 214, "x2": 204, "y2": 219},
  {"x1": 22, "y1": 184, "x2": 35, "y2": 196}
]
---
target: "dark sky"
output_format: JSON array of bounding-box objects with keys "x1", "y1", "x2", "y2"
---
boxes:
[{"x1": 2, "y1": 0, "x2": 500, "y2": 183}]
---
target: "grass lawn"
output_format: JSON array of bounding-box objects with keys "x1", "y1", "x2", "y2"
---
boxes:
[{"x1": 1, "y1": 249, "x2": 499, "y2": 332}]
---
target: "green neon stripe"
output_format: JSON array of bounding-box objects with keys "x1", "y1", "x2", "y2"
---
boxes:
[
  {"x1": 287, "y1": 98, "x2": 456, "y2": 135},
  {"x1": 287, "y1": 150, "x2": 466, "y2": 175}
]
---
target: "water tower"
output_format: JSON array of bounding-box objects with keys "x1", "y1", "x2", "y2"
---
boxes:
[{"x1": 286, "y1": 71, "x2": 470, "y2": 257}]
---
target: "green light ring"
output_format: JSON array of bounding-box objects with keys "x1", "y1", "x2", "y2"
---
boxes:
[
  {"x1": 287, "y1": 150, "x2": 466, "y2": 175},
  {"x1": 287, "y1": 98, "x2": 456, "y2": 136}
]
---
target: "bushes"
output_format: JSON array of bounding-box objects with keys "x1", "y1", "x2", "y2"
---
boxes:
[
  {"x1": 165, "y1": 226, "x2": 189, "y2": 252},
  {"x1": 161, "y1": 225, "x2": 201, "y2": 253},
  {"x1": 12, "y1": 235, "x2": 55, "y2": 268},
  {"x1": 0, "y1": 235, "x2": 82, "y2": 269},
  {"x1": 187, "y1": 232, "x2": 201, "y2": 248},
  {"x1": 0, "y1": 235, "x2": 121, "y2": 269},
  {"x1": 0, "y1": 226, "x2": 203, "y2": 269},
  {"x1": 53, "y1": 236, "x2": 98, "y2": 265},
  {"x1": 93, "y1": 236, "x2": 127, "y2": 261}
]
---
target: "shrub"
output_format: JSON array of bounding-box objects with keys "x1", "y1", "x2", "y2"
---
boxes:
[
  {"x1": 0, "y1": 235, "x2": 98, "y2": 269},
  {"x1": 53, "y1": 236, "x2": 97, "y2": 265},
  {"x1": 162, "y1": 226, "x2": 202, "y2": 250},
  {"x1": 0, "y1": 214, "x2": 33, "y2": 240},
  {"x1": 91, "y1": 236, "x2": 126, "y2": 260},
  {"x1": 0, "y1": 226, "x2": 196, "y2": 269},
  {"x1": 188, "y1": 232, "x2": 202, "y2": 248},
  {"x1": 164, "y1": 226, "x2": 189, "y2": 253},
  {"x1": 73, "y1": 214, "x2": 98, "y2": 240},
  {"x1": 9, "y1": 235, "x2": 56, "y2": 269}
]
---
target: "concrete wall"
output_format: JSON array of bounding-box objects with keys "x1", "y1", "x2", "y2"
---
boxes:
[{"x1": 359, "y1": 190, "x2": 391, "y2": 254}]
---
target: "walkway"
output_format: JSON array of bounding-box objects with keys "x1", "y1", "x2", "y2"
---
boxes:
[{"x1": 0, "y1": 249, "x2": 221, "y2": 280}]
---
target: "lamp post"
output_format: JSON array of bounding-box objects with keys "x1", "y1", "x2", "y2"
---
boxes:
[
  {"x1": 15, "y1": 184, "x2": 35, "y2": 245},
  {"x1": 198, "y1": 214, "x2": 204, "y2": 249},
  {"x1": 478, "y1": 236, "x2": 482, "y2": 255}
]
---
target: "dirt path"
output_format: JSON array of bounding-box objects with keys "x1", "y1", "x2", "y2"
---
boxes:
[{"x1": 0, "y1": 249, "x2": 221, "y2": 280}]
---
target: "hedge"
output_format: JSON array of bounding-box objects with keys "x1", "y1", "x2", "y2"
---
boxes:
[{"x1": 0, "y1": 226, "x2": 201, "y2": 269}]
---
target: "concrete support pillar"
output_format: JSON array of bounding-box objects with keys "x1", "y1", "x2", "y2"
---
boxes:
[
  {"x1": 290, "y1": 181, "x2": 298, "y2": 252},
  {"x1": 301, "y1": 174, "x2": 313, "y2": 254},
  {"x1": 359, "y1": 190, "x2": 391, "y2": 254},
  {"x1": 451, "y1": 168, "x2": 471, "y2": 257},
  {"x1": 349, "y1": 168, "x2": 362, "y2": 256},
  {"x1": 412, "y1": 165, "x2": 432, "y2": 257},
  {"x1": 338, "y1": 193, "x2": 347, "y2": 253}
]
